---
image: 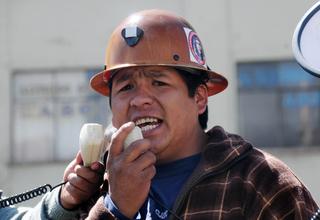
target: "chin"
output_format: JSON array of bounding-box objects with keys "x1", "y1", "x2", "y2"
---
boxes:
[{"x1": 149, "y1": 140, "x2": 164, "y2": 153}]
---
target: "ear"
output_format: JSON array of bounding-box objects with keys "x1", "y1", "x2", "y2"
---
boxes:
[{"x1": 194, "y1": 85, "x2": 208, "y2": 114}]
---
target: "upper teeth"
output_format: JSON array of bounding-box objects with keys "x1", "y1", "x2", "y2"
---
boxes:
[
  {"x1": 135, "y1": 117, "x2": 158, "y2": 126},
  {"x1": 135, "y1": 117, "x2": 160, "y2": 132}
]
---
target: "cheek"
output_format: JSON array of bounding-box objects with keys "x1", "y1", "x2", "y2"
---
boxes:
[
  {"x1": 181, "y1": 100, "x2": 199, "y2": 123},
  {"x1": 161, "y1": 93, "x2": 196, "y2": 121},
  {"x1": 110, "y1": 98, "x2": 127, "y2": 127}
]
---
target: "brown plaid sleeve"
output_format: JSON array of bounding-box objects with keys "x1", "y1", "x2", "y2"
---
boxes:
[
  {"x1": 175, "y1": 126, "x2": 318, "y2": 220},
  {"x1": 178, "y1": 148, "x2": 318, "y2": 220}
]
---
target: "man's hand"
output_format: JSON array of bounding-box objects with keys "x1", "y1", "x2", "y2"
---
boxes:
[
  {"x1": 60, "y1": 152, "x2": 105, "y2": 210},
  {"x1": 106, "y1": 122, "x2": 156, "y2": 218}
]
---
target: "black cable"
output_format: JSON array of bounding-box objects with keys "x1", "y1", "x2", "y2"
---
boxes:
[
  {"x1": 1, "y1": 181, "x2": 182, "y2": 220},
  {"x1": 0, "y1": 181, "x2": 67, "y2": 209},
  {"x1": 50, "y1": 181, "x2": 68, "y2": 192}
]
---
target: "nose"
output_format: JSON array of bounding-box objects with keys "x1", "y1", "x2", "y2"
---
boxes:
[{"x1": 129, "y1": 87, "x2": 154, "y2": 108}]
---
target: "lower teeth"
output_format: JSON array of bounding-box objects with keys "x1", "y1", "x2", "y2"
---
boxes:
[{"x1": 141, "y1": 124, "x2": 158, "y2": 132}]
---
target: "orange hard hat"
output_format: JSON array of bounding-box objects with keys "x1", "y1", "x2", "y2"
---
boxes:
[{"x1": 90, "y1": 9, "x2": 228, "y2": 96}]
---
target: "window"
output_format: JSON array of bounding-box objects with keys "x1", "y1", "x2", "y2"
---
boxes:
[
  {"x1": 238, "y1": 61, "x2": 320, "y2": 148},
  {"x1": 11, "y1": 69, "x2": 110, "y2": 163}
]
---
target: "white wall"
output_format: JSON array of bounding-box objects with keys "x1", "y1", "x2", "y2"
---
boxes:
[
  {"x1": 230, "y1": 0, "x2": 318, "y2": 60},
  {"x1": 0, "y1": 0, "x2": 319, "y2": 206},
  {"x1": 0, "y1": 0, "x2": 10, "y2": 188}
]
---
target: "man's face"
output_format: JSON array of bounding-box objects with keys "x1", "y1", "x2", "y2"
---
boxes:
[{"x1": 110, "y1": 66, "x2": 206, "y2": 163}]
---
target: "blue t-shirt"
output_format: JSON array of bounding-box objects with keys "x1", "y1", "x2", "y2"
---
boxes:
[{"x1": 105, "y1": 153, "x2": 201, "y2": 220}]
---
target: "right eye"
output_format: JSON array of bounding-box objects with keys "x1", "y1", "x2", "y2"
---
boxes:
[{"x1": 119, "y1": 84, "x2": 134, "y2": 92}]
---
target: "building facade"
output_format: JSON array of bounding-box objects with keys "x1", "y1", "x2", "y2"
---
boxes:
[{"x1": 0, "y1": 0, "x2": 319, "y2": 206}]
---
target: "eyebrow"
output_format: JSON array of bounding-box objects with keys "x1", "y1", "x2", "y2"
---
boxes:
[
  {"x1": 113, "y1": 71, "x2": 132, "y2": 85},
  {"x1": 113, "y1": 69, "x2": 168, "y2": 85},
  {"x1": 146, "y1": 70, "x2": 166, "y2": 78}
]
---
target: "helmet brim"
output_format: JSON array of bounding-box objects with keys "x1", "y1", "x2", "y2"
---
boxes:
[{"x1": 90, "y1": 64, "x2": 228, "y2": 96}]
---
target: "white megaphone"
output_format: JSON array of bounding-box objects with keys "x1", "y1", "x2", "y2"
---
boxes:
[{"x1": 292, "y1": 1, "x2": 320, "y2": 77}]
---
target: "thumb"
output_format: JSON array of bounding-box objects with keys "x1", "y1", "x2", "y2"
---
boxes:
[
  {"x1": 108, "y1": 121, "x2": 135, "y2": 157},
  {"x1": 63, "y1": 151, "x2": 82, "y2": 181},
  {"x1": 76, "y1": 150, "x2": 84, "y2": 165}
]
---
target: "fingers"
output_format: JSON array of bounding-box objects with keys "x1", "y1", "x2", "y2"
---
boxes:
[
  {"x1": 60, "y1": 161, "x2": 105, "y2": 209},
  {"x1": 141, "y1": 165, "x2": 156, "y2": 180},
  {"x1": 108, "y1": 122, "x2": 153, "y2": 164},
  {"x1": 109, "y1": 122, "x2": 135, "y2": 156},
  {"x1": 90, "y1": 161, "x2": 105, "y2": 174},
  {"x1": 61, "y1": 180, "x2": 93, "y2": 209},
  {"x1": 75, "y1": 164, "x2": 103, "y2": 184},
  {"x1": 67, "y1": 172, "x2": 99, "y2": 194},
  {"x1": 65, "y1": 175, "x2": 90, "y2": 196},
  {"x1": 63, "y1": 156, "x2": 78, "y2": 182},
  {"x1": 122, "y1": 139, "x2": 151, "y2": 162},
  {"x1": 133, "y1": 150, "x2": 157, "y2": 173},
  {"x1": 104, "y1": 122, "x2": 156, "y2": 217}
]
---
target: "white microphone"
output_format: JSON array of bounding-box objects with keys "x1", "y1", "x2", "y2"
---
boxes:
[
  {"x1": 79, "y1": 123, "x2": 105, "y2": 167},
  {"x1": 104, "y1": 123, "x2": 143, "y2": 150}
]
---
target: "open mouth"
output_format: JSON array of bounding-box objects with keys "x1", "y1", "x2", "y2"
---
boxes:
[{"x1": 134, "y1": 117, "x2": 162, "y2": 132}]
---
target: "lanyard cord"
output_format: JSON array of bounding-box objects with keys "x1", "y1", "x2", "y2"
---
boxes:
[
  {"x1": 311, "y1": 208, "x2": 320, "y2": 220},
  {"x1": 148, "y1": 191, "x2": 183, "y2": 220}
]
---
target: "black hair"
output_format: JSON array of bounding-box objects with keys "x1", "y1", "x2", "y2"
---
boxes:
[
  {"x1": 174, "y1": 69, "x2": 209, "y2": 130},
  {"x1": 107, "y1": 68, "x2": 209, "y2": 130}
]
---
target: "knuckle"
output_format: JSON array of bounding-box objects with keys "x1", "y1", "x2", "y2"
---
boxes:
[
  {"x1": 142, "y1": 165, "x2": 156, "y2": 180},
  {"x1": 110, "y1": 133, "x2": 120, "y2": 145},
  {"x1": 126, "y1": 166, "x2": 137, "y2": 177},
  {"x1": 132, "y1": 139, "x2": 150, "y2": 151},
  {"x1": 112, "y1": 125, "x2": 131, "y2": 144},
  {"x1": 113, "y1": 161, "x2": 122, "y2": 172},
  {"x1": 150, "y1": 166, "x2": 156, "y2": 177},
  {"x1": 67, "y1": 173, "x2": 77, "y2": 182},
  {"x1": 63, "y1": 182, "x2": 72, "y2": 193},
  {"x1": 146, "y1": 151, "x2": 157, "y2": 163},
  {"x1": 74, "y1": 164, "x2": 82, "y2": 172},
  {"x1": 85, "y1": 169, "x2": 97, "y2": 179}
]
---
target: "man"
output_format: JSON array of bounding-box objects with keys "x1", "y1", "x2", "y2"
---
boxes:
[
  {"x1": 0, "y1": 152, "x2": 104, "y2": 219},
  {"x1": 87, "y1": 9, "x2": 319, "y2": 219}
]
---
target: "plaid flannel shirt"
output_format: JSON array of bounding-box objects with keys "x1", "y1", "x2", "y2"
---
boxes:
[
  {"x1": 86, "y1": 126, "x2": 319, "y2": 220},
  {"x1": 171, "y1": 126, "x2": 319, "y2": 220}
]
